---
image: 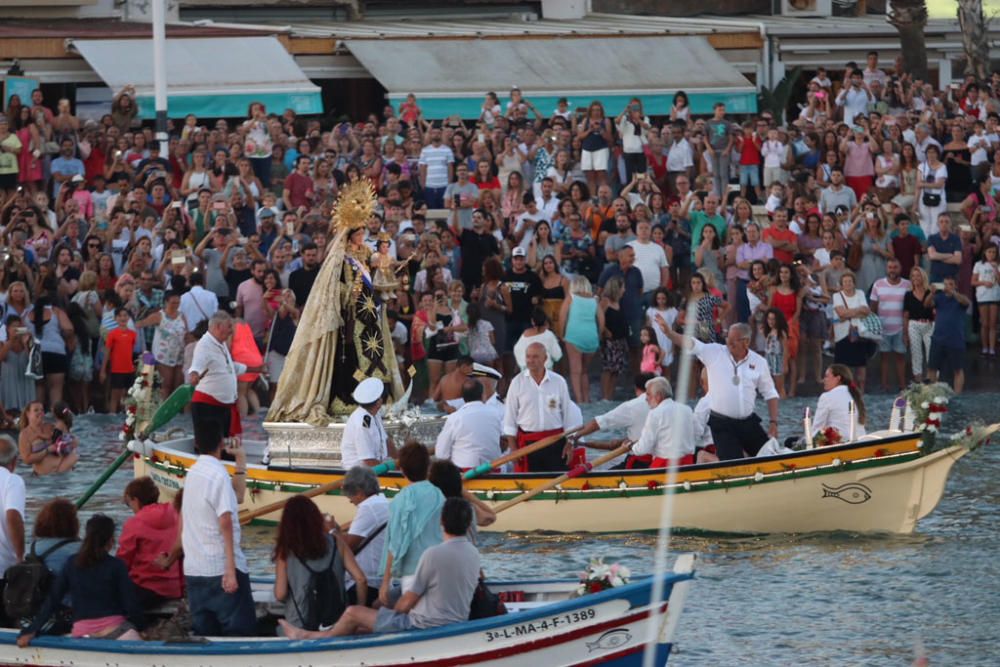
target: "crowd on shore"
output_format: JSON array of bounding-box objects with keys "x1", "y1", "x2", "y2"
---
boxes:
[{"x1": 0, "y1": 52, "x2": 996, "y2": 437}]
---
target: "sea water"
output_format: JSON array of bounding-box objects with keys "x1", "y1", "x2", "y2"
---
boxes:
[{"x1": 22, "y1": 393, "x2": 998, "y2": 666}]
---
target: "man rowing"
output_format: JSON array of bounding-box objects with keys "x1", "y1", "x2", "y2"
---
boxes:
[
  {"x1": 569, "y1": 373, "x2": 654, "y2": 468},
  {"x1": 630, "y1": 377, "x2": 696, "y2": 467},
  {"x1": 657, "y1": 320, "x2": 778, "y2": 460}
]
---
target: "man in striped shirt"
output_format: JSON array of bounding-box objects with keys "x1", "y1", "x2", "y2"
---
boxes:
[
  {"x1": 869, "y1": 258, "x2": 912, "y2": 393},
  {"x1": 418, "y1": 126, "x2": 454, "y2": 209}
]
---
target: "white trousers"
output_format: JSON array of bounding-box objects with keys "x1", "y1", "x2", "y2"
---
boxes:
[{"x1": 908, "y1": 320, "x2": 934, "y2": 377}]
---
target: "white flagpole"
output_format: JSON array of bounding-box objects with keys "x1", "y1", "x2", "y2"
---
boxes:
[
  {"x1": 152, "y1": 0, "x2": 168, "y2": 154},
  {"x1": 642, "y1": 300, "x2": 698, "y2": 666}
]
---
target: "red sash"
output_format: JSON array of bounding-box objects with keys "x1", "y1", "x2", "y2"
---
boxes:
[
  {"x1": 192, "y1": 390, "x2": 242, "y2": 436},
  {"x1": 650, "y1": 454, "x2": 695, "y2": 468},
  {"x1": 514, "y1": 428, "x2": 563, "y2": 473}
]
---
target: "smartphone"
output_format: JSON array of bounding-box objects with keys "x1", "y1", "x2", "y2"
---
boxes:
[
  {"x1": 213, "y1": 201, "x2": 226, "y2": 211},
  {"x1": 170, "y1": 201, "x2": 181, "y2": 209},
  {"x1": 931, "y1": 282, "x2": 945, "y2": 290},
  {"x1": 453, "y1": 194, "x2": 461, "y2": 206},
  {"x1": 15, "y1": 327, "x2": 28, "y2": 336},
  {"x1": 285, "y1": 221, "x2": 295, "y2": 236},
  {"x1": 171, "y1": 250, "x2": 186, "y2": 266}
]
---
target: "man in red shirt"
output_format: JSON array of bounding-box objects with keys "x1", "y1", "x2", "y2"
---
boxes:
[
  {"x1": 890, "y1": 214, "x2": 924, "y2": 277},
  {"x1": 737, "y1": 120, "x2": 763, "y2": 202},
  {"x1": 282, "y1": 155, "x2": 314, "y2": 211},
  {"x1": 101, "y1": 308, "x2": 137, "y2": 412},
  {"x1": 762, "y1": 209, "x2": 799, "y2": 265}
]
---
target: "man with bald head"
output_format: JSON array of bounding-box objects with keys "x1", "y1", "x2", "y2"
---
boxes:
[{"x1": 502, "y1": 342, "x2": 573, "y2": 471}]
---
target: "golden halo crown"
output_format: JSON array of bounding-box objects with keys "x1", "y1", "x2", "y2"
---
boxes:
[{"x1": 332, "y1": 177, "x2": 378, "y2": 233}]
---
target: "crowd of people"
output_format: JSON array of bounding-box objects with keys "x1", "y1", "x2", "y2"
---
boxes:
[
  {"x1": 0, "y1": 416, "x2": 492, "y2": 643},
  {"x1": 0, "y1": 51, "x2": 995, "y2": 440}
]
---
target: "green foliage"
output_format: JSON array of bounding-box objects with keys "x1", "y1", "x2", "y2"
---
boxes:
[{"x1": 757, "y1": 67, "x2": 803, "y2": 123}]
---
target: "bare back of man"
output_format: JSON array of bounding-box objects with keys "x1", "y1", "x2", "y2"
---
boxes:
[{"x1": 433, "y1": 357, "x2": 475, "y2": 413}]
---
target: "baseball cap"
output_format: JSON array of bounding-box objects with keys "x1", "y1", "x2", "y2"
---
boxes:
[{"x1": 512, "y1": 247, "x2": 526, "y2": 257}]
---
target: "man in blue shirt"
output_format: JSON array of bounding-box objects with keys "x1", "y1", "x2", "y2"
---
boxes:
[
  {"x1": 598, "y1": 245, "x2": 644, "y2": 347},
  {"x1": 926, "y1": 214, "x2": 962, "y2": 283},
  {"x1": 49, "y1": 138, "x2": 85, "y2": 200},
  {"x1": 927, "y1": 276, "x2": 970, "y2": 393}
]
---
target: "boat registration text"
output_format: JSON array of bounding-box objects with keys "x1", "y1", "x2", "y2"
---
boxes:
[{"x1": 484, "y1": 608, "x2": 597, "y2": 642}]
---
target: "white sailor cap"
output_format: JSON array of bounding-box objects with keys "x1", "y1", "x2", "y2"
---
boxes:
[
  {"x1": 352, "y1": 377, "x2": 385, "y2": 405},
  {"x1": 468, "y1": 363, "x2": 502, "y2": 381}
]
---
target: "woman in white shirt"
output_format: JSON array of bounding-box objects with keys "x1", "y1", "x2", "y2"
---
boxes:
[
  {"x1": 972, "y1": 244, "x2": 1000, "y2": 356},
  {"x1": 813, "y1": 363, "x2": 866, "y2": 442},
  {"x1": 832, "y1": 271, "x2": 875, "y2": 391},
  {"x1": 915, "y1": 145, "x2": 948, "y2": 237},
  {"x1": 513, "y1": 309, "x2": 562, "y2": 371}
]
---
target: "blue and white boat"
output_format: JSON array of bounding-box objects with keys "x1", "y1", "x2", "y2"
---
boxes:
[{"x1": 0, "y1": 555, "x2": 695, "y2": 666}]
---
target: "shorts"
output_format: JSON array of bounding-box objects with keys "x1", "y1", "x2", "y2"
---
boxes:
[
  {"x1": 878, "y1": 331, "x2": 906, "y2": 354},
  {"x1": 581, "y1": 148, "x2": 610, "y2": 171},
  {"x1": 110, "y1": 371, "x2": 134, "y2": 389},
  {"x1": 0, "y1": 173, "x2": 17, "y2": 189},
  {"x1": 763, "y1": 166, "x2": 786, "y2": 188},
  {"x1": 739, "y1": 165, "x2": 760, "y2": 188},
  {"x1": 266, "y1": 351, "x2": 286, "y2": 384},
  {"x1": 41, "y1": 352, "x2": 68, "y2": 376},
  {"x1": 427, "y1": 343, "x2": 458, "y2": 363},
  {"x1": 374, "y1": 607, "x2": 415, "y2": 633},
  {"x1": 928, "y1": 342, "x2": 964, "y2": 374},
  {"x1": 601, "y1": 338, "x2": 629, "y2": 374}
]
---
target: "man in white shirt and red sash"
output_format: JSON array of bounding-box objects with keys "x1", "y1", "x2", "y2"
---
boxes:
[
  {"x1": 188, "y1": 312, "x2": 264, "y2": 441},
  {"x1": 502, "y1": 343, "x2": 573, "y2": 472}
]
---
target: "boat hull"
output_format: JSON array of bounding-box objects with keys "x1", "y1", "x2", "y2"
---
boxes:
[
  {"x1": 0, "y1": 567, "x2": 694, "y2": 667},
  {"x1": 134, "y1": 432, "x2": 966, "y2": 534}
]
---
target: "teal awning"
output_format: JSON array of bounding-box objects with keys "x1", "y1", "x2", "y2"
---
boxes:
[
  {"x1": 346, "y1": 35, "x2": 756, "y2": 119},
  {"x1": 72, "y1": 37, "x2": 322, "y2": 119}
]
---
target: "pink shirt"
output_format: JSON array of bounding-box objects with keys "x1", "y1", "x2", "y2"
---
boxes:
[
  {"x1": 869, "y1": 277, "x2": 912, "y2": 335},
  {"x1": 235, "y1": 278, "x2": 267, "y2": 339},
  {"x1": 844, "y1": 141, "x2": 875, "y2": 178}
]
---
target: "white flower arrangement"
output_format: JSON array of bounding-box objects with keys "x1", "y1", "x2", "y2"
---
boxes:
[
  {"x1": 577, "y1": 557, "x2": 631, "y2": 596},
  {"x1": 753, "y1": 471, "x2": 764, "y2": 482},
  {"x1": 682, "y1": 481, "x2": 692, "y2": 491},
  {"x1": 618, "y1": 481, "x2": 628, "y2": 490}
]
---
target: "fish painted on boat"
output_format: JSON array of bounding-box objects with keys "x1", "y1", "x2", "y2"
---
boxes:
[{"x1": 821, "y1": 482, "x2": 873, "y2": 504}]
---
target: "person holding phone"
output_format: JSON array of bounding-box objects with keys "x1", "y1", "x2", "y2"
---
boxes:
[
  {"x1": 444, "y1": 163, "x2": 480, "y2": 231},
  {"x1": 616, "y1": 99, "x2": 650, "y2": 183},
  {"x1": 924, "y1": 276, "x2": 970, "y2": 393}
]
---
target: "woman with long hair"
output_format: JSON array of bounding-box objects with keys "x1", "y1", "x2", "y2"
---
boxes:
[
  {"x1": 796, "y1": 261, "x2": 829, "y2": 386},
  {"x1": 477, "y1": 257, "x2": 509, "y2": 366},
  {"x1": 500, "y1": 171, "x2": 526, "y2": 223},
  {"x1": 136, "y1": 291, "x2": 187, "y2": 398},
  {"x1": 576, "y1": 100, "x2": 612, "y2": 194},
  {"x1": 694, "y1": 223, "x2": 724, "y2": 290},
  {"x1": 762, "y1": 308, "x2": 790, "y2": 398},
  {"x1": 598, "y1": 276, "x2": 629, "y2": 400},
  {"x1": 26, "y1": 295, "x2": 73, "y2": 408},
  {"x1": 538, "y1": 253, "x2": 569, "y2": 336},
  {"x1": 723, "y1": 225, "x2": 745, "y2": 329},
  {"x1": 18, "y1": 514, "x2": 144, "y2": 646},
  {"x1": 915, "y1": 144, "x2": 948, "y2": 237},
  {"x1": 495, "y1": 136, "x2": 525, "y2": 197},
  {"x1": 812, "y1": 363, "x2": 867, "y2": 441},
  {"x1": 273, "y1": 495, "x2": 367, "y2": 631},
  {"x1": 559, "y1": 275, "x2": 601, "y2": 403},
  {"x1": 848, "y1": 203, "x2": 891, "y2": 294},
  {"x1": 471, "y1": 157, "x2": 500, "y2": 192},
  {"x1": 893, "y1": 142, "x2": 919, "y2": 211},
  {"x1": 180, "y1": 149, "x2": 212, "y2": 203},
  {"x1": 513, "y1": 308, "x2": 563, "y2": 371},
  {"x1": 768, "y1": 263, "x2": 804, "y2": 397},
  {"x1": 903, "y1": 266, "x2": 934, "y2": 382},
  {"x1": 972, "y1": 243, "x2": 1000, "y2": 356}
]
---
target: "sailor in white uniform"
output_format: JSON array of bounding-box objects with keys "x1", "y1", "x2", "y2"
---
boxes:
[{"x1": 341, "y1": 377, "x2": 396, "y2": 469}]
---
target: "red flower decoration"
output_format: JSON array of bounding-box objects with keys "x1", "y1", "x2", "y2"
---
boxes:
[
  {"x1": 647, "y1": 480, "x2": 659, "y2": 490},
  {"x1": 580, "y1": 482, "x2": 591, "y2": 491},
  {"x1": 588, "y1": 581, "x2": 604, "y2": 594},
  {"x1": 874, "y1": 449, "x2": 888, "y2": 458}
]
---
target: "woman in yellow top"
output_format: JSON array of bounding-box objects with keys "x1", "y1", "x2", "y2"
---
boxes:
[{"x1": 0, "y1": 116, "x2": 23, "y2": 203}]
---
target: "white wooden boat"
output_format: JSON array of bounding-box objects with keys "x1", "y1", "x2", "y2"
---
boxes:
[
  {"x1": 132, "y1": 429, "x2": 970, "y2": 534},
  {"x1": 0, "y1": 556, "x2": 696, "y2": 666}
]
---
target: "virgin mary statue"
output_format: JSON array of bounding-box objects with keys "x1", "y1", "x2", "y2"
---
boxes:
[{"x1": 266, "y1": 179, "x2": 405, "y2": 425}]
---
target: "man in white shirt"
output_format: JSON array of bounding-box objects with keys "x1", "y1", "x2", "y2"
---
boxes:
[
  {"x1": 434, "y1": 380, "x2": 503, "y2": 469},
  {"x1": 339, "y1": 466, "x2": 390, "y2": 604},
  {"x1": 0, "y1": 436, "x2": 25, "y2": 578},
  {"x1": 862, "y1": 51, "x2": 888, "y2": 88},
  {"x1": 179, "y1": 271, "x2": 219, "y2": 332},
  {"x1": 502, "y1": 343, "x2": 573, "y2": 472},
  {"x1": 835, "y1": 69, "x2": 873, "y2": 124},
  {"x1": 341, "y1": 378, "x2": 394, "y2": 469},
  {"x1": 627, "y1": 221, "x2": 669, "y2": 304},
  {"x1": 665, "y1": 123, "x2": 694, "y2": 188},
  {"x1": 189, "y1": 312, "x2": 262, "y2": 439},
  {"x1": 535, "y1": 178, "x2": 560, "y2": 224},
  {"x1": 631, "y1": 377, "x2": 696, "y2": 466},
  {"x1": 570, "y1": 373, "x2": 652, "y2": 466},
  {"x1": 182, "y1": 421, "x2": 255, "y2": 637},
  {"x1": 657, "y1": 322, "x2": 779, "y2": 460}
]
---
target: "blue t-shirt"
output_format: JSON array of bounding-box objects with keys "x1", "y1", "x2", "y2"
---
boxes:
[
  {"x1": 931, "y1": 292, "x2": 966, "y2": 349},
  {"x1": 928, "y1": 233, "x2": 961, "y2": 282}
]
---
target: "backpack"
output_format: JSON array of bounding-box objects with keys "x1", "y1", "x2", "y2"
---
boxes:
[
  {"x1": 289, "y1": 541, "x2": 346, "y2": 632},
  {"x1": 3, "y1": 538, "x2": 76, "y2": 621}
]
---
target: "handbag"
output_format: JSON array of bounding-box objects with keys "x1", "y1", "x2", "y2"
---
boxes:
[
  {"x1": 468, "y1": 578, "x2": 508, "y2": 620},
  {"x1": 856, "y1": 312, "x2": 883, "y2": 341},
  {"x1": 846, "y1": 240, "x2": 863, "y2": 271},
  {"x1": 26, "y1": 339, "x2": 43, "y2": 380},
  {"x1": 922, "y1": 192, "x2": 942, "y2": 207}
]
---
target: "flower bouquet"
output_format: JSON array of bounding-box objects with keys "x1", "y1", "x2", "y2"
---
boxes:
[
  {"x1": 577, "y1": 557, "x2": 631, "y2": 596},
  {"x1": 902, "y1": 383, "x2": 952, "y2": 451},
  {"x1": 812, "y1": 426, "x2": 842, "y2": 448},
  {"x1": 121, "y1": 354, "x2": 163, "y2": 442}
]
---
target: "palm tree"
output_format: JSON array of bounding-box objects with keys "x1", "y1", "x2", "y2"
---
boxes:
[
  {"x1": 957, "y1": 0, "x2": 991, "y2": 83},
  {"x1": 888, "y1": 0, "x2": 929, "y2": 80}
]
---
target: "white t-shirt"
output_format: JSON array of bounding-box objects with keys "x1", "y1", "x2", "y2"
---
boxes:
[
  {"x1": 181, "y1": 454, "x2": 247, "y2": 576},
  {"x1": 0, "y1": 467, "x2": 25, "y2": 574},
  {"x1": 434, "y1": 401, "x2": 504, "y2": 468},
  {"x1": 627, "y1": 240, "x2": 669, "y2": 293},
  {"x1": 513, "y1": 329, "x2": 562, "y2": 370},
  {"x1": 418, "y1": 144, "x2": 455, "y2": 189},
  {"x1": 646, "y1": 307, "x2": 678, "y2": 366},
  {"x1": 973, "y1": 260, "x2": 1000, "y2": 303},
  {"x1": 594, "y1": 394, "x2": 650, "y2": 442},
  {"x1": 691, "y1": 340, "x2": 779, "y2": 419},
  {"x1": 347, "y1": 493, "x2": 390, "y2": 585},
  {"x1": 832, "y1": 290, "x2": 869, "y2": 342}
]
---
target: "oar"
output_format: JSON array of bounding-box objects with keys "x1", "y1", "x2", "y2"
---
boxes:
[
  {"x1": 238, "y1": 459, "x2": 397, "y2": 525},
  {"x1": 75, "y1": 384, "x2": 196, "y2": 510},
  {"x1": 462, "y1": 427, "x2": 581, "y2": 481},
  {"x1": 492, "y1": 442, "x2": 632, "y2": 514}
]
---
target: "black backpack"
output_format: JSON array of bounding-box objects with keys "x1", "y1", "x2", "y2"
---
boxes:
[
  {"x1": 3, "y1": 539, "x2": 75, "y2": 621},
  {"x1": 289, "y1": 542, "x2": 346, "y2": 632}
]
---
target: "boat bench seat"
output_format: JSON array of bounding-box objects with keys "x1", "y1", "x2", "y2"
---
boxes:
[{"x1": 504, "y1": 601, "x2": 551, "y2": 613}]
